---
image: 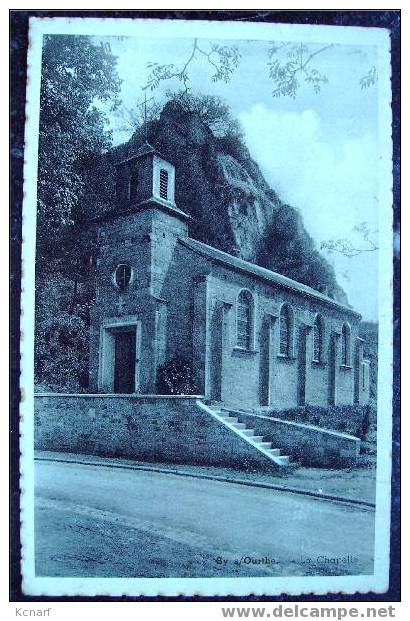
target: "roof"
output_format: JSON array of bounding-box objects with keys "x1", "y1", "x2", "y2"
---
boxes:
[
  {"x1": 137, "y1": 198, "x2": 191, "y2": 221},
  {"x1": 93, "y1": 197, "x2": 191, "y2": 224},
  {"x1": 178, "y1": 236, "x2": 360, "y2": 317},
  {"x1": 117, "y1": 142, "x2": 160, "y2": 167}
]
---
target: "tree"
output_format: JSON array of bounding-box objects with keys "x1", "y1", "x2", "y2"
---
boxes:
[
  {"x1": 359, "y1": 321, "x2": 378, "y2": 406},
  {"x1": 145, "y1": 39, "x2": 241, "y2": 92},
  {"x1": 320, "y1": 222, "x2": 379, "y2": 258},
  {"x1": 116, "y1": 90, "x2": 244, "y2": 141},
  {"x1": 267, "y1": 42, "x2": 331, "y2": 98},
  {"x1": 114, "y1": 97, "x2": 162, "y2": 134},
  {"x1": 359, "y1": 66, "x2": 378, "y2": 89},
  {"x1": 267, "y1": 42, "x2": 377, "y2": 98},
  {"x1": 140, "y1": 38, "x2": 377, "y2": 101},
  {"x1": 165, "y1": 90, "x2": 243, "y2": 139},
  {"x1": 35, "y1": 35, "x2": 121, "y2": 389},
  {"x1": 35, "y1": 275, "x2": 90, "y2": 391},
  {"x1": 37, "y1": 35, "x2": 121, "y2": 268},
  {"x1": 256, "y1": 204, "x2": 348, "y2": 303}
]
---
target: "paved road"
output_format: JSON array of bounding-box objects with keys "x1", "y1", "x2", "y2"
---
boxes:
[{"x1": 35, "y1": 459, "x2": 375, "y2": 578}]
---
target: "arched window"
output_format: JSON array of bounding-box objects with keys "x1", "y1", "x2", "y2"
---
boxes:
[
  {"x1": 341, "y1": 323, "x2": 351, "y2": 366},
  {"x1": 159, "y1": 169, "x2": 169, "y2": 200},
  {"x1": 312, "y1": 314, "x2": 323, "y2": 363},
  {"x1": 237, "y1": 290, "x2": 253, "y2": 349},
  {"x1": 129, "y1": 167, "x2": 139, "y2": 202},
  {"x1": 279, "y1": 304, "x2": 292, "y2": 357}
]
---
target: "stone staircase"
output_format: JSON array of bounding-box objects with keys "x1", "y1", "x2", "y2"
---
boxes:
[{"x1": 206, "y1": 404, "x2": 299, "y2": 470}]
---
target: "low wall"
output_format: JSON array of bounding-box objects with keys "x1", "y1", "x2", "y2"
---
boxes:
[
  {"x1": 34, "y1": 394, "x2": 279, "y2": 471},
  {"x1": 231, "y1": 411, "x2": 360, "y2": 467}
]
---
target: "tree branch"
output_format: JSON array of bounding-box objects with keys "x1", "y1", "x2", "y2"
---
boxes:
[
  {"x1": 302, "y1": 44, "x2": 334, "y2": 69},
  {"x1": 268, "y1": 42, "x2": 332, "y2": 98},
  {"x1": 144, "y1": 39, "x2": 240, "y2": 92}
]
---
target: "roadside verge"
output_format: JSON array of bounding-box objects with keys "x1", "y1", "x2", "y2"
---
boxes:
[{"x1": 35, "y1": 450, "x2": 375, "y2": 509}]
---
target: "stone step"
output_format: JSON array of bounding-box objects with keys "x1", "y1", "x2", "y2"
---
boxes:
[
  {"x1": 241, "y1": 428, "x2": 257, "y2": 437},
  {"x1": 230, "y1": 421, "x2": 247, "y2": 430},
  {"x1": 266, "y1": 447, "x2": 281, "y2": 456},
  {"x1": 257, "y1": 441, "x2": 272, "y2": 449},
  {"x1": 251, "y1": 435, "x2": 265, "y2": 442},
  {"x1": 273, "y1": 454, "x2": 291, "y2": 465},
  {"x1": 210, "y1": 405, "x2": 298, "y2": 470},
  {"x1": 219, "y1": 414, "x2": 238, "y2": 422}
]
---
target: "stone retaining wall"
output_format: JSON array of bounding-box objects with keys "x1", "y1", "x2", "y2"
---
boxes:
[
  {"x1": 231, "y1": 410, "x2": 360, "y2": 467},
  {"x1": 34, "y1": 394, "x2": 277, "y2": 470}
]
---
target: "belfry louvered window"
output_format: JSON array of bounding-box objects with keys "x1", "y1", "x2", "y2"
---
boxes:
[
  {"x1": 159, "y1": 169, "x2": 169, "y2": 200},
  {"x1": 237, "y1": 290, "x2": 253, "y2": 349},
  {"x1": 129, "y1": 167, "x2": 139, "y2": 202}
]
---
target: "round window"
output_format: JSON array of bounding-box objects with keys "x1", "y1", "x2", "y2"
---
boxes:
[{"x1": 114, "y1": 263, "x2": 132, "y2": 290}]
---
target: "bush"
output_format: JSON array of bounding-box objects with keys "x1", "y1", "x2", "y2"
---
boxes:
[
  {"x1": 35, "y1": 275, "x2": 90, "y2": 392},
  {"x1": 156, "y1": 356, "x2": 199, "y2": 395},
  {"x1": 267, "y1": 404, "x2": 376, "y2": 440}
]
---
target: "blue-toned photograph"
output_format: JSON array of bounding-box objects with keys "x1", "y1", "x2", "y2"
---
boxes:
[{"x1": 19, "y1": 16, "x2": 393, "y2": 597}]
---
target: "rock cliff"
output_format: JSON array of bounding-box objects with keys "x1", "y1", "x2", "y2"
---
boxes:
[{"x1": 85, "y1": 101, "x2": 348, "y2": 305}]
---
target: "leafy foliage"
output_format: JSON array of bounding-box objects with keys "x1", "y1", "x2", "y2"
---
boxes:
[
  {"x1": 115, "y1": 90, "x2": 244, "y2": 140},
  {"x1": 267, "y1": 42, "x2": 331, "y2": 99},
  {"x1": 35, "y1": 276, "x2": 90, "y2": 391},
  {"x1": 35, "y1": 35, "x2": 121, "y2": 390},
  {"x1": 256, "y1": 205, "x2": 347, "y2": 301},
  {"x1": 359, "y1": 66, "x2": 378, "y2": 89},
  {"x1": 156, "y1": 356, "x2": 199, "y2": 395},
  {"x1": 164, "y1": 91, "x2": 243, "y2": 139},
  {"x1": 141, "y1": 37, "x2": 376, "y2": 102},
  {"x1": 269, "y1": 404, "x2": 374, "y2": 440},
  {"x1": 143, "y1": 38, "x2": 331, "y2": 100},
  {"x1": 37, "y1": 35, "x2": 120, "y2": 257},
  {"x1": 145, "y1": 39, "x2": 240, "y2": 92},
  {"x1": 114, "y1": 97, "x2": 162, "y2": 134},
  {"x1": 359, "y1": 321, "x2": 378, "y2": 406},
  {"x1": 321, "y1": 222, "x2": 378, "y2": 258}
]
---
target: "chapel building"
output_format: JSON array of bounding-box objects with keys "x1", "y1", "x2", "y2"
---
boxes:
[{"x1": 89, "y1": 143, "x2": 370, "y2": 410}]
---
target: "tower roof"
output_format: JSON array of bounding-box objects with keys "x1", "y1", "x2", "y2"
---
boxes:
[
  {"x1": 95, "y1": 142, "x2": 192, "y2": 225},
  {"x1": 135, "y1": 141, "x2": 156, "y2": 158},
  {"x1": 93, "y1": 199, "x2": 191, "y2": 224},
  {"x1": 117, "y1": 141, "x2": 158, "y2": 167}
]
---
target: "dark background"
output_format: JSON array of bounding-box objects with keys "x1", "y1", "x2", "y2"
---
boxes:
[{"x1": 9, "y1": 8, "x2": 401, "y2": 603}]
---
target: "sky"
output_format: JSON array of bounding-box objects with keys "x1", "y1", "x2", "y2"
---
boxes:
[{"x1": 104, "y1": 35, "x2": 380, "y2": 321}]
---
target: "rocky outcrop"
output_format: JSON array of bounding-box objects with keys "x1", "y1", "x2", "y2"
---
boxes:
[{"x1": 85, "y1": 101, "x2": 348, "y2": 304}]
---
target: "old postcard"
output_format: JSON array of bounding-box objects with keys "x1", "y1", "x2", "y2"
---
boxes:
[{"x1": 19, "y1": 15, "x2": 393, "y2": 597}]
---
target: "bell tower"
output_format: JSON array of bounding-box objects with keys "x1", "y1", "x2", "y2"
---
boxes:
[
  {"x1": 90, "y1": 142, "x2": 191, "y2": 394},
  {"x1": 116, "y1": 142, "x2": 187, "y2": 221}
]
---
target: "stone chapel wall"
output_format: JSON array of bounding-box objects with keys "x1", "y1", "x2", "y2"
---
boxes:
[{"x1": 205, "y1": 264, "x2": 361, "y2": 410}]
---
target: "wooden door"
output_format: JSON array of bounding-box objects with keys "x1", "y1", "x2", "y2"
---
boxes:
[{"x1": 114, "y1": 330, "x2": 136, "y2": 394}]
